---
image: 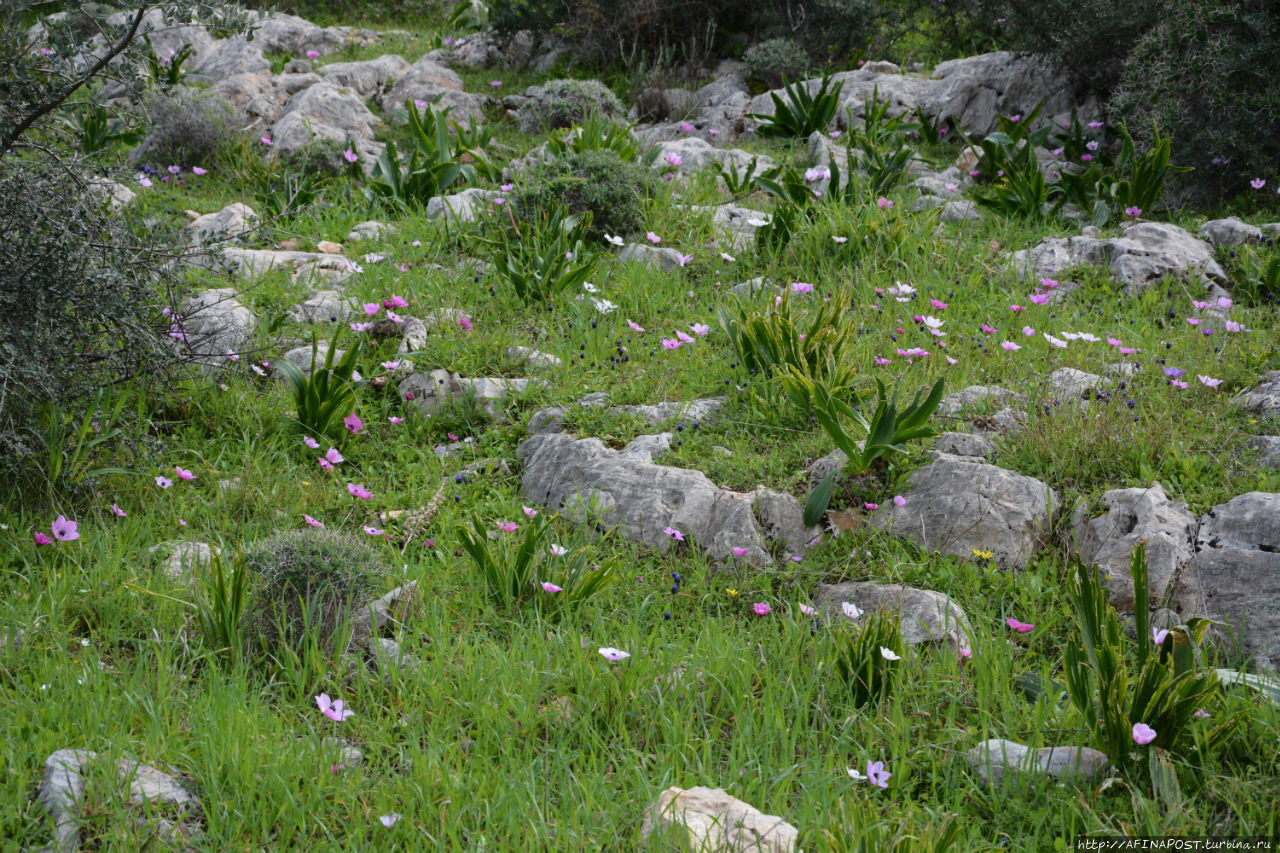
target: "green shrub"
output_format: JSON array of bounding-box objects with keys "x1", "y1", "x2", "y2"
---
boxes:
[
  {"x1": 243, "y1": 529, "x2": 386, "y2": 656},
  {"x1": 514, "y1": 79, "x2": 624, "y2": 134},
  {"x1": 515, "y1": 149, "x2": 655, "y2": 239},
  {"x1": 744, "y1": 37, "x2": 807, "y2": 88},
  {"x1": 1107, "y1": 0, "x2": 1280, "y2": 204},
  {"x1": 0, "y1": 161, "x2": 169, "y2": 472},
  {"x1": 131, "y1": 90, "x2": 238, "y2": 167}
]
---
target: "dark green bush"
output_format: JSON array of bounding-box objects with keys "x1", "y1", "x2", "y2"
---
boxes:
[
  {"x1": 514, "y1": 79, "x2": 625, "y2": 133},
  {"x1": 744, "y1": 38, "x2": 807, "y2": 88},
  {"x1": 243, "y1": 529, "x2": 386, "y2": 656},
  {"x1": 1108, "y1": 0, "x2": 1280, "y2": 205},
  {"x1": 131, "y1": 90, "x2": 238, "y2": 168},
  {"x1": 0, "y1": 161, "x2": 169, "y2": 469},
  {"x1": 514, "y1": 149, "x2": 655, "y2": 239}
]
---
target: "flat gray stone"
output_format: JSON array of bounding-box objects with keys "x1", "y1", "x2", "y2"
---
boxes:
[
  {"x1": 518, "y1": 433, "x2": 814, "y2": 564},
  {"x1": 814, "y1": 581, "x2": 973, "y2": 655},
  {"x1": 933, "y1": 432, "x2": 995, "y2": 460},
  {"x1": 1235, "y1": 371, "x2": 1280, "y2": 419},
  {"x1": 1199, "y1": 217, "x2": 1263, "y2": 248},
  {"x1": 966, "y1": 739, "x2": 1109, "y2": 786},
  {"x1": 1071, "y1": 483, "x2": 1197, "y2": 610},
  {"x1": 1246, "y1": 436, "x2": 1280, "y2": 468},
  {"x1": 870, "y1": 453, "x2": 1056, "y2": 571},
  {"x1": 289, "y1": 290, "x2": 353, "y2": 324}
]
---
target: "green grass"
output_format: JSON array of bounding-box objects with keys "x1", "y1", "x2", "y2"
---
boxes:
[{"x1": 4, "y1": 16, "x2": 1280, "y2": 851}]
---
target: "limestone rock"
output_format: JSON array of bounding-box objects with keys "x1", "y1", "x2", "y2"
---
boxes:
[
  {"x1": 187, "y1": 202, "x2": 257, "y2": 246},
  {"x1": 505, "y1": 345, "x2": 562, "y2": 368},
  {"x1": 425, "y1": 188, "x2": 501, "y2": 222},
  {"x1": 384, "y1": 55, "x2": 485, "y2": 123},
  {"x1": 289, "y1": 290, "x2": 353, "y2": 324},
  {"x1": 87, "y1": 177, "x2": 136, "y2": 212},
  {"x1": 870, "y1": 454, "x2": 1056, "y2": 570},
  {"x1": 937, "y1": 385, "x2": 1022, "y2": 417},
  {"x1": 271, "y1": 82, "x2": 383, "y2": 164},
  {"x1": 1246, "y1": 436, "x2": 1280, "y2": 468},
  {"x1": 608, "y1": 397, "x2": 726, "y2": 425},
  {"x1": 1196, "y1": 492, "x2": 1280, "y2": 553},
  {"x1": 518, "y1": 433, "x2": 810, "y2": 564},
  {"x1": 1006, "y1": 222, "x2": 1228, "y2": 293},
  {"x1": 192, "y1": 37, "x2": 269, "y2": 83},
  {"x1": 1071, "y1": 483, "x2": 1197, "y2": 610},
  {"x1": 814, "y1": 582, "x2": 973, "y2": 654},
  {"x1": 966, "y1": 739, "x2": 1109, "y2": 786},
  {"x1": 933, "y1": 432, "x2": 995, "y2": 460},
  {"x1": 149, "y1": 541, "x2": 218, "y2": 582},
  {"x1": 1199, "y1": 217, "x2": 1263, "y2": 247},
  {"x1": 619, "y1": 243, "x2": 689, "y2": 272},
  {"x1": 1235, "y1": 371, "x2": 1280, "y2": 418},
  {"x1": 176, "y1": 288, "x2": 256, "y2": 361},
  {"x1": 346, "y1": 220, "x2": 394, "y2": 241},
  {"x1": 316, "y1": 54, "x2": 408, "y2": 100},
  {"x1": 641, "y1": 786, "x2": 799, "y2": 853}
]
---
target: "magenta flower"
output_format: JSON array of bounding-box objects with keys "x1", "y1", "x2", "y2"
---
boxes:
[
  {"x1": 1001, "y1": 341, "x2": 1021, "y2": 351},
  {"x1": 680, "y1": 121, "x2": 694, "y2": 132},
  {"x1": 731, "y1": 547, "x2": 749, "y2": 557},
  {"x1": 175, "y1": 466, "x2": 195, "y2": 480},
  {"x1": 342, "y1": 148, "x2": 358, "y2": 163},
  {"x1": 627, "y1": 319, "x2": 646, "y2": 332},
  {"x1": 675, "y1": 330, "x2": 695, "y2": 344},
  {"x1": 930, "y1": 298, "x2": 948, "y2": 309},
  {"x1": 389, "y1": 416, "x2": 404, "y2": 424},
  {"x1": 799, "y1": 603, "x2": 818, "y2": 617},
  {"x1": 261, "y1": 135, "x2": 273, "y2": 146},
  {"x1": 1250, "y1": 178, "x2": 1266, "y2": 190},
  {"x1": 522, "y1": 506, "x2": 539, "y2": 518},
  {"x1": 663, "y1": 526, "x2": 685, "y2": 541},
  {"x1": 752, "y1": 602, "x2": 772, "y2": 616},
  {"x1": 1197, "y1": 375, "x2": 1222, "y2": 388},
  {"x1": 893, "y1": 495, "x2": 906, "y2": 507},
  {"x1": 1022, "y1": 325, "x2": 1035, "y2": 337},
  {"x1": 325, "y1": 447, "x2": 345, "y2": 465},
  {"x1": 665, "y1": 151, "x2": 682, "y2": 167},
  {"x1": 1010, "y1": 304, "x2": 1026, "y2": 313},
  {"x1": 598, "y1": 647, "x2": 631, "y2": 662},
  {"x1": 111, "y1": 503, "x2": 127, "y2": 517},
  {"x1": 363, "y1": 303, "x2": 381, "y2": 316},
  {"x1": 981, "y1": 323, "x2": 998, "y2": 334},
  {"x1": 490, "y1": 79, "x2": 502, "y2": 87},
  {"x1": 51, "y1": 515, "x2": 79, "y2": 542},
  {"x1": 304, "y1": 514, "x2": 324, "y2": 528},
  {"x1": 344, "y1": 413, "x2": 364, "y2": 434},
  {"x1": 1029, "y1": 293, "x2": 1049, "y2": 306},
  {"x1": 303, "y1": 436, "x2": 321, "y2": 449},
  {"x1": 192, "y1": 166, "x2": 207, "y2": 176},
  {"x1": 155, "y1": 475, "x2": 173, "y2": 489},
  {"x1": 691, "y1": 323, "x2": 710, "y2": 336},
  {"x1": 496, "y1": 521, "x2": 518, "y2": 533},
  {"x1": 347, "y1": 482, "x2": 373, "y2": 499},
  {"x1": 1194, "y1": 709, "x2": 1210, "y2": 719},
  {"x1": 1124, "y1": 206, "x2": 1141, "y2": 218},
  {"x1": 864, "y1": 502, "x2": 878, "y2": 511},
  {"x1": 34, "y1": 531, "x2": 53, "y2": 546},
  {"x1": 540, "y1": 581, "x2": 563, "y2": 593},
  {"x1": 306, "y1": 49, "x2": 320, "y2": 58},
  {"x1": 791, "y1": 281, "x2": 814, "y2": 293},
  {"x1": 646, "y1": 231, "x2": 661, "y2": 244},
  {"x1": 1132, "y1": 722, "x2": 1156, "y2": 745},
  {"x1": 661, "y1": 338, "x2": 682, "y2": 350},
  {"x1": 1006, "y1": 616, "x2": 1034, "y2": 633},
  {"x1": 316, "y1": 693, "x2": 354, "y2": 722}
]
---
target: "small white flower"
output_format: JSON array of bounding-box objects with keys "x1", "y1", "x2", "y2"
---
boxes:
[
  {"x1": 841, "y1": 601, "x2": 863, "y2": 620},
  {"x1": 604, "y1": 234, "x2": 625, "y2": 246},
  {"x1": 583, "y1": 282, "x2": 598, "y2": 293},
  {"x1": 847, "y1": 767, "x2": 867, "y2": 781},
  {"x1": 880, "y1": 647, "x2": 901, "y2": 661}
]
